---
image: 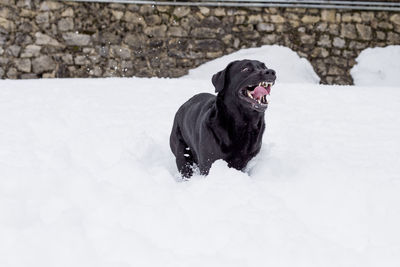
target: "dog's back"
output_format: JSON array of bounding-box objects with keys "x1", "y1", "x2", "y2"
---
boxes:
[{"x1": 170, "y1": 93, "x2": 216, "y2": 177}]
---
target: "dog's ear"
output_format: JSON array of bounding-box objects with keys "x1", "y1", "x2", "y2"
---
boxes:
[{"x1": 212, "y1": 62, "x2": 235, "y2": 93}]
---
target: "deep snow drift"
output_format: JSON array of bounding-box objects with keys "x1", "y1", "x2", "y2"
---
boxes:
[{"x1": 1, "y1": 46, "x2": 400, "y2": 267}]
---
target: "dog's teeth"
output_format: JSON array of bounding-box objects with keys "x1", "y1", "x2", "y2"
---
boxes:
[
  {"x1": 247, "y1": 90, "x2": 253, "y2": 99},
  {"x1": 257, "y1": 99, "x2": 261, "y2": 104}
]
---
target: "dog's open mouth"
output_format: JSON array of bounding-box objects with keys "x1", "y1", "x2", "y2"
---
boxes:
[{"x1": 240, "y1": 81, "x2": 273, "y2": 110}]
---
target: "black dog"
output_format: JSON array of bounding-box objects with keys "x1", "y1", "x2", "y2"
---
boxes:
[{"x1": 170, "y1": 59, "x2": 276, "y2": 178}]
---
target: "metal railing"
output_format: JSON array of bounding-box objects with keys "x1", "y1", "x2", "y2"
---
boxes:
[{"x1": 60, "y1": 0, "x2": 400, "y2": 11}]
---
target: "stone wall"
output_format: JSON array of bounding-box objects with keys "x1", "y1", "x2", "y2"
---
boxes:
[{"x1": 1, "y1": 0, "x2": 400, "y2": 84}]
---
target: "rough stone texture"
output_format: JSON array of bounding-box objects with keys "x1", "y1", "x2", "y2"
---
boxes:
[
  {"x1": 15, "y1": 58, "x2": 31, "y2": 72},
  {"x1": 62, "y1": 32, "x2": 91, "y2": 46},
  {"x1": 32, "y1": 55, "x2": 55, "y2": 74},
  {"x1": 1, "y1": 2, "x2": 399, "y2": 84},
  {"x1": 35, "y1": 32, "x2": 63, "y2": 47}
]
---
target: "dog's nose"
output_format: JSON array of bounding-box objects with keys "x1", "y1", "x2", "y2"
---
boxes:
[{"x1": 263, "y1": 69, "x2": 276, "y2": 80}]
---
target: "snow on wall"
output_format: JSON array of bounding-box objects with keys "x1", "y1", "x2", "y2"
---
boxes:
[
  {"x1": 186, "y1": 45, "x2": 320, "y2": 84},
  {"x1": 351, "y1": 45, "x2": 400, "y2": 86}
]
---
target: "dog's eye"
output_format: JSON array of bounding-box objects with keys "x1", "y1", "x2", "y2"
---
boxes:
[{"x1": 241, "y1": 67, "x2": 250, "y2": 72}]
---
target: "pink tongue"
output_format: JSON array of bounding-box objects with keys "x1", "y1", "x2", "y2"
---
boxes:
[{"x1": 252, "y1": 85, "x2": 270, "y2": 99}]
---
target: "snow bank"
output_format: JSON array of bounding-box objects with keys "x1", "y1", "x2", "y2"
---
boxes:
[
  {"x1": 351, "y1": 45, "x2": 400, "y2": 86},
  {"x1": 186, "y1": 45, "x2": 320, "y2": 84}
]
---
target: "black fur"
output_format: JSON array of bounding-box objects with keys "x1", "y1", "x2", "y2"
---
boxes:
[{"x1": 170, "y1": 60, "x2": 276, "y2": 178}]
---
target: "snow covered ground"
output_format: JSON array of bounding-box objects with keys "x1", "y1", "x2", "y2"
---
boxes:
[{"x1": 1, "y1": 46, "x2": 400, "y2": 267}]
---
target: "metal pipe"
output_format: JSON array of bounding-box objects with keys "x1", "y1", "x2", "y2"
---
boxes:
[
  {"x1": 210, "y1": 0, "x2": 400, "y2": 7},
  {"x1": 60, "y1": 0, "x2": 400, "y2": 11}
]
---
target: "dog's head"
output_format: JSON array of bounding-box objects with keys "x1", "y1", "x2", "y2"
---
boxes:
[{"x1": 212, "y1": 59, "x2": 276, "y2": 112}]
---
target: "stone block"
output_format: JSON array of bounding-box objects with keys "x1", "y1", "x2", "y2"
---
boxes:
[
  {"x1": 156, "y1": 5, "x2": 169, "y2": 13},
  {"x1": 139, "y1": 5, "x2": 155, "y2": 15},
  {"x1": 191, "y1": 27, "x2": 222, "y2": 38},
  {"x1": 311, "y1": 47, "x2": 329, "y2": 58},
  {"x1": 0, "y1": 57, "x2": 8, "y2": 65},
  {"x1": 110, "y1": 10, "x2": 123, "y2": 20},
  {"x1": 356, "y1": 24, "x2": 372, "y2": 40},
  {"x1": 144, "y1": 25, "x2": 167, "y2": 37},
  {"x1": 123, "y1": 34, "x2": 147, "y2": 49},
  {"x1": 35, "y1": 32, "x2": 63, "y2": 46},
  {"x1": 199, "y1": 7, "x2": 210, "y2": 16},
  {"x1": 317, "y1": 35, "x2": 331, "y2": 47},
  {"x1": 168, "y1": 26, "x2": 188, "y2": 37},
  {"x1": 376, "y1": 31, "x2": 385, "y2": 40},
  {"x1": 173, "y1": 7, "x2": 190, "y2": 18},
  {"x1": 321, "y1": 10, "x2": 336, "y2": 22},
  {"x1": 206, "y1": 51, "x2": 223, "y2": 59},
  {"x1": 341, "y1": 24, "x2": 357, "y2": 39},
  {"x1": 235, "y1": 15, "x2": 246, "y2": 25},
  {"x1": 214, "y1": 8, "x2": 226, "y2": 17},
  {"x1": 333, "y1": 37, "x2": 345, "y2": 48},
  {"x1": 301, "y1": 15, "x2": 320, "y2": 24},
  {"x1": 111, "y1": 45, "x2": 132, "y2": 59},
  {"x1": 123, "y1": 11, "x2": 145, "y2": 25},
  {"x1": 194, "y1": 39, "x2": 223, "y2": 52},
  {"x1": 300, "y1": 34, "x2": 315, "y2": 45},
  {"x1": 261, "y1": 34, "x2": 277, "y2": 44},
  {"x1": 21, "y1": 73, "x2": 38, "y2": 79},
  {"x1": 7, "y1": 67, "x2": 17, "y2": 79},
  {"x1": 16, "y1": 0, "x2": 32, "y2": 8},
  {"x1": 21, "y1": 45, "x2": 41, "y2": 58},
  {"x1": 270, "y1": 15, "x2": 285, "y2": 23},
  {"x1": 349, "y1": 41, "x2": 368, "y2": 49},
  {"x1": 61, "y1": 8, "x2": 74, "y2": 17},
  {"x1": 15, "y1": 58, "x2": 31, "y2": 72},
  {"x1": 257, "y1": 23, "x2": 274, "y2": 32},
  {"x1": 0, "y1": 17, "x2": 15, "y2": 32},
  {"x1": 100, "y1": 32, "x2": 121, "y2": 45},
  {"x1": 7, "y1": 45, "x2": 21, "y2": 57},
  {"x1": 62, "y1": 32, "x2": 91, "y2": 46},
  {"x1": 35, "y1": 12, "x2": 49, "y2": 24},
  {"x1": 32, "y1": 55, "x2": 56, "y2": 73},
  {"x1": 361, "y1": 12, "x2": 374, "y2": 22},
  {"x1": 18, "y1": 32, "x2": 35, "y2": 48},
  {"x1": 248, "y1": 14, "x2": 263, "y2": 24},
  {"x1": 61, "y1": 54, "x2": 73, "y2": 64},
  {"x1": 390, "y1": 14, "x2": 400, "y2": 25},
  {"x1": 58, "y1": 18, "x2": 74, "y2": 31},
  {"x1": 328, "y1": 66, "x2": 345, "y2": 75},
  {"x1": 20, "y1": 9, "x2": 35, "y2": 17},
  {"x1": 43, "y1": 72, "x2": 55, "y2": 78},
  {"x1": 145, "y1": 15, "x2": 161, "y2": 26},
  {"x1": 342, "y1": 13, "x2": 362, "y2": 23},
  {"x1": 74, "y1": 55, "x2": 89, "y2": 65},
  {"x1": 0, "y1": 6, "x2": 13, "y2": 19},
  {"x1": 378, "y1": 22, "x2": 393, "y2": 30},
  {"x1": 39, "y1": 1, "x2": 63, "y2": 11},
  {"x1": 387, "y1": 32, "x2": 400, "y2": 43}
]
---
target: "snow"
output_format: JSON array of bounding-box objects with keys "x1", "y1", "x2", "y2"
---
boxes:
[
  {"x1": 351, "y1": 45, "x2": 400, "y2": 86},
  {"x1": 187, "y1": 45, "x2": 321, "y2": 84},
  {"x1": 1, "y1": 46, "x2": 400, "y2": 267}
]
